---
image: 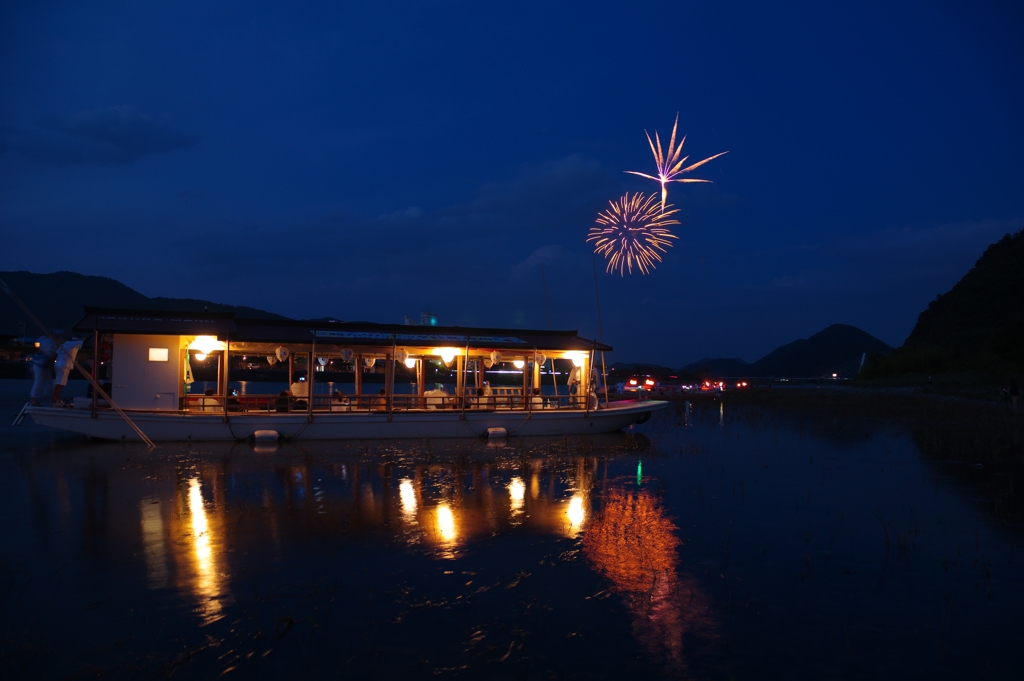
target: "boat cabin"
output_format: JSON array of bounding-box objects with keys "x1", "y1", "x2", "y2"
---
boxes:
[{"x1": 73, "y1": 308, "x2": 611, "y2": 416}]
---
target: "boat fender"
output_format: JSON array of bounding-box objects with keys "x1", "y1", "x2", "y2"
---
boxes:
[
  {"x1": 635, "y1": 411, "x2": 652, "y2": 425},
  {"x1": 486, "y1": 427, "x2": 507, "y2": 440},
  {"x1": 254, "y1": 429, "x2": 281, "y2": 442}
]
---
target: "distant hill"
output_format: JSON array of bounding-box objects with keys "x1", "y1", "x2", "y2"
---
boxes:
[
  {"x1": 865, "y1": 229, "x2": 1024, "y2": 375},
  {"x1": 0, "y1": 270, "x2": 288, "y2": 336},
  {"x1": 747, "y1": 324, "x2": 893, "y2": 378},
  {"x1": 678, "y1": 325, "x2": 892, "y2": 379}
]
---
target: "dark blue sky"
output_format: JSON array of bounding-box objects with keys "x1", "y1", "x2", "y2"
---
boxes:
[{"x1": 2, "y1": 1, "x2": 1022, "y2": 366}]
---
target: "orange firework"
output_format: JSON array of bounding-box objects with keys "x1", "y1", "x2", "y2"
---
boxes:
[
  {"x1": 588, "y1": 192, "x2": 680, "y2": 276},
  {"x1": 625, "y1": 113, "x2": 728, "y2": 212}
]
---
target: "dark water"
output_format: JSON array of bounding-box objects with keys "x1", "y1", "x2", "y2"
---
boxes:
[{"x1": 1, "y1": 380, "x2": 1022, "y2": 679}]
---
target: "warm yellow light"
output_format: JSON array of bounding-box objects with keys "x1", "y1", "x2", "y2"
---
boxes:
[
  {"x1": 567, "y1": 353, "x2": 585, "y2": 367},
  {"x1": 509, "y1": 477, "x2": 525, "y2": 513},
  {"x1": 435, "y1": 347, "x2": 458, "y2": 364},
  {"x1": 194, "y1": 352, "x2": 207, "y2": 361},
  {"x1": 404, "y1": 357, "x2": 417, "y2": 369},
  {"x1": 399, "y1": 478, "x2": 417, "y2": 522},
  {"x1": 436, "y1": 504, "x2": 456, "y2": 542},
  {"x1": 187, "y1": 478, "x2": 222, "y2": 622},
  {"x1": 188, "y1": 335, "x2": 225, "y2": 355},
  {"x1": 567, "y1": 495, "x2": 585, "y2": 528},
  {"x1": 513, "y1": 360, "x2": 525, "y2": 369}
]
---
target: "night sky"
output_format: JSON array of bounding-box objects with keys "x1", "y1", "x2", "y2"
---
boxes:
[{"x1": 2, "y1": 1, "x2": 1022, "y2": 367}]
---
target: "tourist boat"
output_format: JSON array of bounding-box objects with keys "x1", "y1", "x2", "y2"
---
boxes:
[{"x1": 25, "y1": 308, "x2": 667, "y2": 442}]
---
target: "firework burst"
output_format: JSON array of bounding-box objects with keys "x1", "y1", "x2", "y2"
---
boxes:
[
  {"x1": 625, "y1": 113, "x2": 728, "y2": 212},
  {"x1": 588, "y1": 192, "x2": 680, "y2": 276}
]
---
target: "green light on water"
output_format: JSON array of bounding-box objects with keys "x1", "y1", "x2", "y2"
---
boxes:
[{"x1": 637, "y1": 459, "x2": 642, "y2": 486}]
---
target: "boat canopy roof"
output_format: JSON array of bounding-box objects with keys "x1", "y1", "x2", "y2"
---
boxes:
[{"x1": 73, "y1": 307, "x2": 612, "y2": 352}]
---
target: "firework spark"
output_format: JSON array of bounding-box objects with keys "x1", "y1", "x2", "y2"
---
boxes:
[
  {"x1": 625, "y1": 113, "x2": 728, "y2": 212},
  {"x1": 587, "y1": 192, "x2": 680, "y2": 276}
]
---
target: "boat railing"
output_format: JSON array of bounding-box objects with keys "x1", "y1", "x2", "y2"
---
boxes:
[{"x1": 181, "y1": 391, "x2": 589, "y2": 414}]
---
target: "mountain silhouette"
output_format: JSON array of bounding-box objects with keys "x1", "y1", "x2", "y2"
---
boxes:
[
  {"x1": 0, "y1": 270, "x2": 287, "y2": 336},
  {"x1": 748, "y1": 324, "x2": 892, "y2": 378},
  {"x1": 682, "y1": 325, "x2": 892, "y2": 378}
]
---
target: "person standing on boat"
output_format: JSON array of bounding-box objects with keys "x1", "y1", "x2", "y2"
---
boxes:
[
  {"x1": 52, "y1": 336, "x2": 84, "y2": 403},
  {"x1": 28, "y1": 334, "x2": 58, "y2": 406}
]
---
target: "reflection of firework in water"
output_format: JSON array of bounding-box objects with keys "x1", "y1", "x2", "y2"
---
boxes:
[
  {"x1": 587, "y1": 192, "x2": 680, "y2": 276},
  {"x1": 625, "y1": 113, "x2": 728, "y2": 212},
  {"x1": 582, "y1": 486, "x2": 719, "y2": 676}
]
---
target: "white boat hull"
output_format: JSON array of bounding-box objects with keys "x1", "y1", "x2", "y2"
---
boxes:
[{"x1": 26, "y1": 401, "x2": 668, "y2": 442}]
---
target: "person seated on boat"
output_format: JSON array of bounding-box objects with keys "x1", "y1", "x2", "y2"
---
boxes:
[
  {"x1": 331, "y1": 390, "x2": 350, "y2": 412},
  {"x1": 424, "y1": 384, "x2": 447, "y2": 409},
  {"x1": 531, "y1": 387, "x2": 544, "y2": 409},
  {"x1": 227, "y1": 388, "x2": 242, "y2": 412},
  {"x1": 275, "y1": 391, "x2": 291, "y2": 413},
  {"x1": 290, "y1": 373, "x2": 309, "y2": 398},
  {"x1": 374, "y1": 388, "x2": 387, "y2": 412},
  {"x1": 201, "y1": 387, "x2": 220, "y2": 411}
]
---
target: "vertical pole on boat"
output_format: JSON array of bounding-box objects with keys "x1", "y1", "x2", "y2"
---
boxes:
[
  {"x1": 585, "y1": 346, "x2": 595, "y2": 417},
  {"x1": 355, "y1": 354, "x2": 363, "y2": 407},
  {"x1": 417, "y1": 357, "x2": 425, "y2": 407},
  {"x1": 521, "y1": 354, "x2": 528, "y2": 410},
  {"x1": 387, "y1": 337, "x2": 396, "y2": 420},
  {"x1": 592, "y1": 258, "x2": 609, "y2": 407},
  {"x1": 91, "y1": 325, "x2": 99, "y2": 418},
  {"x1": 550, "y1": 357, "x2": 559, "y2": 407},
  {"x1": 288, "y1": 351, "x2": 294, "y2": 390},
  {"x1": 223, "y1": 339, "x2": 230, "y2": 422},
  {"x1": 462, "y1": 339, "x2": 469, "y2": 415},
  {"x1": 529, "y1": 349, "x2": 539, "y2": 414},
  {"x1": 308, "y1": 333, "x2": 316, "y2": 419}
]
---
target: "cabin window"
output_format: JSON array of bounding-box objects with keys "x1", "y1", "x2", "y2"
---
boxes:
[{"x1": 149, "y1": 348, "x2": 169, "y2": 362}]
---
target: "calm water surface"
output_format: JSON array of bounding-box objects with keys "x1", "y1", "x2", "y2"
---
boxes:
[{"x1": 1, "y1": 380, "x2": 1021, "y2": 679}]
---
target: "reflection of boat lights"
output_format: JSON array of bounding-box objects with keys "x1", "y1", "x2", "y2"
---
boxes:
[
  {"x1": 436, "y1": 504, "x2": 456, "y2": 542},
  {"x1": 509, "y1": 477, "x2": 525, "y2": 513},
  {"x1": 399, "y1": 478, "x2": 417, "y2": 521},
  {"x1": 567, "y1": 496, "x2": 585, "y2": 528},
  {"x1": 187, "y1": 478, "x2": 222, "y2": 621}
]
